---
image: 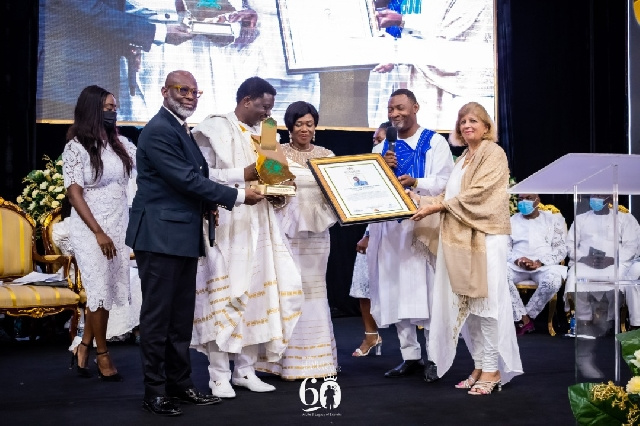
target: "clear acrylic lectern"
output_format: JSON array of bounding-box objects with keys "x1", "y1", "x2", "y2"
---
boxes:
[{"x1": 510, "y1": 153, "x2": 640, "y2": 383}]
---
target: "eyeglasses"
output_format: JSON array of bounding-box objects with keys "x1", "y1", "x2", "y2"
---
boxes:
[{"x1": 166, "y1": 85, "x2": 203, "y2": 98}]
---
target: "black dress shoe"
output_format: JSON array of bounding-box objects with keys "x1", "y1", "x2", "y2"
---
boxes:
[
  {"x1": 168, "y1": 387, "x2": 222, "y2": 406},
  {"x1": 384, "y1": 359, "x2": 425, "y2": 378},
  {"x1": 142, "y1": 396, "x2": 182, "y2": 416},
  {"x1": 423, "y1": 360, "x2": 439, "y2": 383}
]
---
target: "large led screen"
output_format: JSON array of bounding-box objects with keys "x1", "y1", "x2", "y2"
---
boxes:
[{"x1": 36, "y1": 0, "x2": 496, "y2": 131}]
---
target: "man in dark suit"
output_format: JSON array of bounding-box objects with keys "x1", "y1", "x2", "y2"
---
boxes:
[{"x1": 126, "y1": 70, "x2": 264, "y2": 416}]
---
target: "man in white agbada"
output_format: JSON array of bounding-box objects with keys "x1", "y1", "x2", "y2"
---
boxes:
[
  {"x1": 367, "y1": 88, "x2": 453, "y2": 381},
  {"x1": 566, "y1": 196, "x2": 640, "y2": 328},
  {"x1": 190, "y1": 77, "x2": 303, "y2": 398},
  {"x1": 565, "y1": 195, "x2": 640, "y2": 377},
  {"x1": 507, "y1": 194, "x2": 568, "y2": 335}
]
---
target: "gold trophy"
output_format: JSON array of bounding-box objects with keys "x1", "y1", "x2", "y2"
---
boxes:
[{"x1": 250, "y1": 117, "x2": 296, "y2": 196}]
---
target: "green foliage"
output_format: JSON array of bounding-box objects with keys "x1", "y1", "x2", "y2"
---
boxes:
[
  {"x1": 508, "y1": 177, "x2": 518, "y2": 216},
  {"x1": 569, "y1": 329, "x2": 640, "y2": 425},
  {"x1": 569, "y1": 382, "x2": 636, "y2": 426},
  {"x1": 618, "y1": 329, "x2": 640, "y2": 377}
]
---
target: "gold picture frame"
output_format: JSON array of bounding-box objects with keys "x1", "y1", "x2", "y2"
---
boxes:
[{"x1": 308, "y1": 153, "x2": 417, "y2": 225}]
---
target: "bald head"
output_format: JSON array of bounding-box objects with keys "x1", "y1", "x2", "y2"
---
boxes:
[
  {"x1": 165, "y1": 70, "x2": 195, "y2": 87},
  {"x1": 162, "y1": 70, "x2": 198, "y2": 120}
]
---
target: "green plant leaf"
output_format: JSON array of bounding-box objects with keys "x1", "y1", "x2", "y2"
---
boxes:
[
  {"x1": 569, "y1": 383, "x2": 630, "y2": 425},
  {"x1": 617, "y1": 329, "x2": 640, "y2": 376}
]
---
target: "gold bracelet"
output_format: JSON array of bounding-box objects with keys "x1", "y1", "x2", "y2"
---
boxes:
[{"x1": 411, "y1": 179, "x2": 418, "y2": 189}]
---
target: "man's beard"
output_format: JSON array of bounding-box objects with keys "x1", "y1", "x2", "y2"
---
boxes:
[{"x1": 166, "y1": 97, "x2": 195, "y2": 120}]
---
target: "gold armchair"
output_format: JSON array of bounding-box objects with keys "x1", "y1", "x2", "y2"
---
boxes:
[
  {"x1": 0, "y1": 197, "x2": 80, "y2": 333},
  {"x1": 41, "y1": 207, "x2": 82, "y2": 293},
  {"x1": 515, "y1": 281, "x2": 560, "y2": 336}
]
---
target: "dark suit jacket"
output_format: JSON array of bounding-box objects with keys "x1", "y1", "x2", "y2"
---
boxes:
[{"x1": 126, "y1": 107, "x2": 238, "y2": 258}]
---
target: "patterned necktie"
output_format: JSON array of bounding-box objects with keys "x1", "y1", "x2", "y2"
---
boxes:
[{"x1": 183, "y1": 122, "x2": 191, "y2": 137}]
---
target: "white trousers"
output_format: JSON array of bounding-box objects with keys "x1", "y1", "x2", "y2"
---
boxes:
[
  {"x1": 574, "y1": 291, "x2": 616, "y2": 322},
  {"x1": 466, "y1": 314, "x2": 499, "y2": 373},
  {"x1": 205, "y1": 342, "x2": 258, "y2": 382},
  {"x1": 567, "y1": 262, "x2": 640, "y2": 324},
  {"x1": 625, "y1": 286, "x2": 640, "y2": 326},
  {"x1": 395, "y1": 319, "x2": 430, "y2": 361},
  {"x1": 508, "y1": 269, "x2": 563, "y2": 320},
  {"x1": 624, "y1": 264, "x2": 640, "y2": 326}
]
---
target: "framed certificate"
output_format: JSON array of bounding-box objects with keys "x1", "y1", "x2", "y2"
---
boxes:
[{"x1": 308, "y1": 153, "x2": 417, "y2": 225}]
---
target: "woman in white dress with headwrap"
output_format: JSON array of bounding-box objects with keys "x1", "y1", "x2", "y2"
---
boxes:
[{"x1": 255, "y1": 101, "x2": 338, "y2": 379}]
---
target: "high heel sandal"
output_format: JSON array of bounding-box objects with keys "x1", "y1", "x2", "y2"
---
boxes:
[
  {"x1": 72, "y1": 341, "x2": 92, "y2": 378},
  {"x1": 95, "y1": 350, "x2": 123, "y2": 382},
  {"x1": 454, "y1": 375, "x2": 478, "y2": 389},
  {"x1": 468, "y1": 380, "x2": 502, "y2": 395},
  {"x1": 352, "y1": 331, "x2": 382, "y2": 357}
]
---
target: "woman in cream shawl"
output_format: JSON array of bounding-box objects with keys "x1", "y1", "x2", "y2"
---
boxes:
[{"x1": 411, "y1": 102, "x2": 522, "y2": 395}]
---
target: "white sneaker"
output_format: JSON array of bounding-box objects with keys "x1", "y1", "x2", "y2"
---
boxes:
[
  {"x1": 231, "y1": 374, "x2": 276, "y2": 392},
  {"x1": 210, "y1": 380, "x2": 236, "y2": 398}
]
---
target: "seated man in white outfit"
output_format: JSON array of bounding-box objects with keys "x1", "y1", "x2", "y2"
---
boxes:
[
  {"x1": 507, "y1": 194, "x2": 568, "y2": 336},
  {"x1": 565, "y1": 195, "x2": 640, "y2": 376},
  {"x1": 566, "y1": 195, "x2": 640, "y2": 325}
]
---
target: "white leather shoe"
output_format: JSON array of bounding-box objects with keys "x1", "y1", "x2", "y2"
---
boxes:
[
  {"x1": 231, "y1": 374, "x2": 276, "y2": 392},
  {"x1": 210, "y1": 380, "x2": 236, "y2": 398}
]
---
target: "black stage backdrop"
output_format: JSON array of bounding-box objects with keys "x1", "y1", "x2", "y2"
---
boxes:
[{"x1": 0, "y1": 0, "x2": 630, "y2": 316}]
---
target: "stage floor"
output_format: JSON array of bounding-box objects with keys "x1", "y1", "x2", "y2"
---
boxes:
[{"x1": 0, "y1": 316, "x2": 584, "y2": 425}]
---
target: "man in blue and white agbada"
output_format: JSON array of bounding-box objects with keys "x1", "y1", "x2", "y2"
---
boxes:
[{"x1": 366, "y1": 88, "x2": 453, "y2": 381}]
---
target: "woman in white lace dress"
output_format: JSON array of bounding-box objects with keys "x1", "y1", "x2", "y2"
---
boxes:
[
  {"x1": 53, "y1": 195, "x2": 142, "y2": 345},
  {"x1": 62, "y1": 85, "x2": 136, "y2": 381},
  {"x1": 255, "y1": 102, "x2": 338, "y2": 379}
]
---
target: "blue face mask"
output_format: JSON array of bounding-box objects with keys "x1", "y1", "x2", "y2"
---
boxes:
[
  {"x1": 517, "y1": 200, "x2": 535, "y2": 215},
  {"x1": 590, "y1": 197, "x2": 606, "y2": 212}
]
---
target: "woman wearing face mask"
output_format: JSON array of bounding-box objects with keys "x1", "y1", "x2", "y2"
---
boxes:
[
  {"x1": 62, "y1": 85, "x2": 136, "y2": 381},
  {"x1": 255, "y1": 101, "x2": 338, "y2": 380}
]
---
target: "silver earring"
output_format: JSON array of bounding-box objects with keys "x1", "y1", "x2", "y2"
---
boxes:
[
  {"x1": 289, "y1": 131, "x2": 292, "y2": 141},
  {"x1": 312, "y1": 133, "x2": 316, "y2": 142}
]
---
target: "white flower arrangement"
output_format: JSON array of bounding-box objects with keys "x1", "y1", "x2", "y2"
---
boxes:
[{"x1": 17, "y1": 154, "x2": 66, "y2": 234}]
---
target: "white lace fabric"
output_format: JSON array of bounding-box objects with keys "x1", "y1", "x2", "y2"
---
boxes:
[{"x1": 62, "y1": 137, "x2": 136, "y2": 312}]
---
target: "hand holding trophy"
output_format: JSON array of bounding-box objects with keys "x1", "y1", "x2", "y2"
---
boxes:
[
  {"x1": 177, "y1": 0, "x2": 236, "y2": 45},
  {"x1": 250, "y1": 117, "x2": 296, "y2": 196}
]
